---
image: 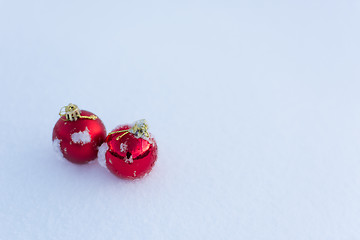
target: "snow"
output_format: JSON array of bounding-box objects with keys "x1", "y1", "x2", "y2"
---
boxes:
[
  {"x1": 1, "y1": 1, "x2": 360, "y2": 240},
  {"x1": 125, "y1": 155, "x2": 134, "y2": 164},
  {"x1": 52, "y1": 138, "x2": 66, "y2": 161},
  {"x1": 120, "y1": 142, "x2": 128, "y2": 153},
  {"x1": 97, "y1": 143, "x2": 109, "y2": 169},
  {"x1": 71, "y1": 127, "x2": 91, "y2": 145}
]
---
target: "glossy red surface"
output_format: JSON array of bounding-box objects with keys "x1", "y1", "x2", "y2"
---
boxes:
[
  {"x1": 105, "y1": 125, "x2": 158, "y2": 179},
  {"x1": 52, "y1": 110, "x2": 106, "y2": 164}
]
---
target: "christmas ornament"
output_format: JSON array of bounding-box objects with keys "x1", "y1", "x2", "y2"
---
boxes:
[
  {"x1": 52, "y1": 103, "x2": 106, "y2": 164},
  {"x1": 103, "y1": 119, "x2": 158, "y2": 179}
]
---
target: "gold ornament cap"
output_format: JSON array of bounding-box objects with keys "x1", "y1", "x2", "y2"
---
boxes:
[
  {"x1": 59, "y1": 103, "x2": 81, "y2": 121},
  {"x1": 129, "y1": 119, "x2": 150, "y2": 138},
  {"x1": 59, "y1": 103, "x2": 97, "y2": 121}
]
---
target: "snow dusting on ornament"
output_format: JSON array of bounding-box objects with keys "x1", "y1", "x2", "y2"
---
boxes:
[
  {"x1": 71, "y1": 127, "x2": 91, "y2": 145},
  {"x1": 120, "y1": 142, "x2": 128, "y2": 152},
  {"x1": 124, "y1": 154, "x2": 134, "y2": 164}
]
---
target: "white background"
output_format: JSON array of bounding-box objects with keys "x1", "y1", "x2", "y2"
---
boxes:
[{"x1": 1, "y1": 0, "x2": 360, "y2": 239}]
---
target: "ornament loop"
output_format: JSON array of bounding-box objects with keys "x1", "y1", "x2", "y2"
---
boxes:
[{"x1": 59, "y1": 103, "x2": 98, "y2": 121}]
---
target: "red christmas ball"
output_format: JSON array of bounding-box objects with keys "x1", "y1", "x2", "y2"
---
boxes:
[
  {"x1": 52, "y1": 104, "x2": 106, "y2": 164},
  {"x1": 104, "y1": 120, "x2": 158, "y2": 179}
]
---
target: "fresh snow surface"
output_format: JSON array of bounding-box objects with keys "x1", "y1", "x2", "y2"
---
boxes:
[
  {"x1": 71, "y1": 127, "x2": 91, "y2": 145},
  {"x1": 1, "y1": 1, "x2": 360, "y2": 240}
]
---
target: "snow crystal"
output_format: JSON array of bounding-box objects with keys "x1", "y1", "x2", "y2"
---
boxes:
[
  {"x1": 120, "y1": 142, "x2": 128, "y2": 152},
  {"x1": 125, "y1": 155, "x2": 133, "y2": 164},
  {"x1": 71, "y1": 127, "x2": 91, "y2": 145},
  {"x1": 97, "y1": 143, "x2": 108, "y2": 168},
  {"x1": 146, "y1": 134, "x2": 156, "y2": 146}
]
